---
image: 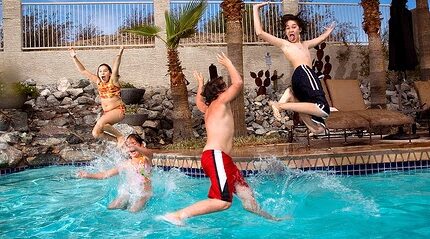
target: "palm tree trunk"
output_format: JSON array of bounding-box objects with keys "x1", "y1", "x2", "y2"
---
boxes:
[
  {"x1": 416, "y1": 0, "x2": 430, "y2": 81},
  {"x1": 361, "y1": 0, "x2": 386, "y2": 108},
  {"x1": 222, "y1": 0, "x2": 247, "y2": 137},
  {"x1": 167, "y1": 48, "x2": 194, "y2": 141}
]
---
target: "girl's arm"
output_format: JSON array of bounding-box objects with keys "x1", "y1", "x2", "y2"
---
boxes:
[
  {"x1": 77, "y1": 167, "x2": 119, "y2": 179},
  {"x1": 69, "y1": 48, "x2": 99, "y2": 83},
  {"x1": 111, "y1": 46, "x2": 124, "y2": 85},
  {"x1": 253, "y1": 2, "x2": 287, "y2": 48},
  {"x1": 305, "y1": 22, "x2": 336, "y2": 49},
  {"x1": 193, "y1": 71, "x2": 208, "y2": 113}
]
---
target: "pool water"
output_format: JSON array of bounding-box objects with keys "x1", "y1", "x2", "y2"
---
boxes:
[{"x1": 1, "y1": 165, "x2": 429, "y2": 238}]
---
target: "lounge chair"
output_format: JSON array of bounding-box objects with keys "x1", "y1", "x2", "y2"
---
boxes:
[
  {"x1": 413, "y1": 80, "x2": 430, "y2": 135},
  {"x1": 325, "y1": 79, "x2": 414, "y2": 140}
]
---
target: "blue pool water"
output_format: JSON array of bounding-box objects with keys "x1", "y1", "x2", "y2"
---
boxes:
[{"x1": 1, "y1": 165, "x2": 429, "y2": 238}]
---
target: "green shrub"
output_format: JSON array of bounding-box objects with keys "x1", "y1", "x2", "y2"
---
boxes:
[
  {"x1": 120, "y1": 81, "x2": 136, "y2": 88},
  {"x1": 0, "y1": 81, "x2": 39, "y2": 99}
]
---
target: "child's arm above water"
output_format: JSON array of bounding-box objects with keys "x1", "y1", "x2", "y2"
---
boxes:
[
  {"x1": 305, "y1": 21, "x2": 336, "y2": 49},
  {"x1": 128, "y1": 143, "x2": 153, "y2": 160},
  {"x1": 77, "y1": 167, "x2": 119, "y2": 179},
  {"x1": 68, "y1": 48, "x2": 99, "y2": 83}
]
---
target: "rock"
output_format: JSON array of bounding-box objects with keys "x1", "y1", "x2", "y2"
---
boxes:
[
  {"x1": 142, "y1": 120, "x2": 160, "y2": 129},
  {"x1": 0, "y1": 145, "x2": 23, "y2": 167},
  {"x1": 40, "y1": 88, "x2": 51, "y2": 97},
  {"x1": 0, "y1": 114, "x2": 11, "y2": 131},
  {"x1": 66, "y1": 89, "x2": 84, "y2": 99},
  {"x1": 53, "y1": 91, "x2": 69, "y2": 100},
  {"x1": 71, "y1": 79, "x2": 90, "y2": 88},
  {"x1": 0, "y1": 132, "x2": 20, "y2": 144},
  {"x1": 57, "y1": 78, "x2": 71, "y2": 92},
  {"x1": 60, "y1": 147, "x2": 94, "y2": 162},
  {"x1": 46, "y1": 95, "x2": 60, "y2": 106}
]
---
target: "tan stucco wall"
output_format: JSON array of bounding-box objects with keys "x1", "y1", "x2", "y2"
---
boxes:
[{"x1": 0, "y1": 44, "x2": 363, "y2": 90}]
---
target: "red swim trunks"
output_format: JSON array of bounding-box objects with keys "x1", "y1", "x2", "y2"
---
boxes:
[{"x1": 201, "y1": 150, "x2": 249, "y2": 202}]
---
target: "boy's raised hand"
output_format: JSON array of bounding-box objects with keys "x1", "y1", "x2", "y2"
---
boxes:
[
  {"x1": 193, "y1": 71, "x2": 204, "y2": 86},
  {"x1": 216, "y1": 52, "x2": 232, "y2": 68},
  {"x1": 253, "y1": 1, "x2": 270, "y2": 9}
]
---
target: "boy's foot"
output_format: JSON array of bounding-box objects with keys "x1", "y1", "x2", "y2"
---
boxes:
[
  {"x1": 155, "y1": 214, "x2": 185, "y2": 226},
  {"x1": 269, "y1": 101, "x2": 283, "y2": 121}
]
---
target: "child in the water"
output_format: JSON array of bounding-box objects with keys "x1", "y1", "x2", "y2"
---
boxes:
[{"x1": 77, "y1": 134, "x2": 153, "y2": 212}]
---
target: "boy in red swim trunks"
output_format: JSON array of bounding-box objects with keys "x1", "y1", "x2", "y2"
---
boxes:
[{"x1": 159, "y1": 53, "x2": 285, "y2": 226}]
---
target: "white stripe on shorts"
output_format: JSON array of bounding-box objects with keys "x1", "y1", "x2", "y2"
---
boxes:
[{"x1": 214, "y1": 150, "x2": 227, "y2": 191}]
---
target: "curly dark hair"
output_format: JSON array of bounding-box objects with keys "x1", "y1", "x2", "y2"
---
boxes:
[
  {"x1": 202, "y1": 76, "x2": 227, "y2": 105},
  {"x1": 280, "y1": 13, "x2": 307, "y2": 37}
]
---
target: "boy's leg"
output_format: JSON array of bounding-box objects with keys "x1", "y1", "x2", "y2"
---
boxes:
[
  {"x1": 235, "y1": 184, "x2": 288, "y2": 221},
  {"x1": 299, "y1": 113, "x2": 325, "y2": 134},
  {"x1": 159, "y1": 199, "x2": 231, "y2": 226},
  {"x1": 271, "y1": 88, "x2": 297, "y2": 121}
]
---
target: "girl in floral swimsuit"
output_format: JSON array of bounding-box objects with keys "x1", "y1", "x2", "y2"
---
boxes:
[
  {"x1": 77, "y1": 134, "x2": 153, "y2": 213},
  {"x1": 69, "y1": 47, "x2": 126, "y2": 145}
]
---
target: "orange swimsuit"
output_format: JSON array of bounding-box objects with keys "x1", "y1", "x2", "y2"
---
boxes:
[{"x1": 97, "y1": 80, "x2": 125, "y2": 115}]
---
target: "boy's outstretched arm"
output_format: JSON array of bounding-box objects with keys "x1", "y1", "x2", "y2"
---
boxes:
[
  {"x1": 253, "y1": 2, "x2": 286, "y2": 48},
  {"x1": 217, "y1": 52, "x2": 243, "y2": 103},
  {"x1": 305, "y1": 21, "x2": 336, "y2": 48}
]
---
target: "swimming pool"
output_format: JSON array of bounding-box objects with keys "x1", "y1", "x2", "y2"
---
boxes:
[{"x1": 1, "y1": 165, "x2": 429, "y2": 238}]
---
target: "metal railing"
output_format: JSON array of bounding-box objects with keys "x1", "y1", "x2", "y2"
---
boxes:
[
  {"x1": 19, "y1": 1, "x2": 390, "y2": 50},
  {"x1": 21, "y1": 1, "x2": 154, "y2": 50}
]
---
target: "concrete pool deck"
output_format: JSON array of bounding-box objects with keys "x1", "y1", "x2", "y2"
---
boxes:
[{"x1": 153, "y1": 131, "x2": 430, "y2": 175}]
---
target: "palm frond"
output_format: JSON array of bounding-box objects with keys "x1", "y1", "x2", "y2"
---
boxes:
[
  {"x1": 166, "y1": 0, "x2": 207, "y2": 48},
  {"x1": 123, "y1": 25, "x2": 162, "y2": 37}
]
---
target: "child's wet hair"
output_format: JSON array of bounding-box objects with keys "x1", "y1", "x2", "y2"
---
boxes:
[
  {"x1": 126, "y1": 133, "x2": 144, "y2": 145},
  {"x1": 202, "y1": 76, "x2": 227, "y2": 105}
]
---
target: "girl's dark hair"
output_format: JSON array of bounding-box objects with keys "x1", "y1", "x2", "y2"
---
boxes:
[
  {"x1": 280, "y1": 13, "x2": 307, "y2": 37},
  {"x1": 97, "y1": 63, "x2": 112, "y2": 74},
  {"x1": 126, "y1": 133, "x2": 144, "y2": 145},
  {"x1": 202, "y1": 76, "x2": 227, "y2": 105}
]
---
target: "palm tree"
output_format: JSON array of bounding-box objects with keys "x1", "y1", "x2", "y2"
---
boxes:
[
  {"x1": 221, "y1": 0, "x2": 247, "y2": 137},
  {"x1": 361, "y1": 0, "x2": 386, "y2": 108},
  {"x1": 416, "y1": 0, "x2": 430, "y2": 81},
  {"x1": 125, "y1": 0, "x2": 207, "y2": 141}
]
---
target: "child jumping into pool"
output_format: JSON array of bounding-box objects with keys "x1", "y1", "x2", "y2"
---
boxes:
[
  {"x1": 253, "y1": 2, "x2": 335, "y2": 134},
  {"x1": 158, "y1": 53, "x2": 287, "y2": 226},
  {"x1": 69, "y1": 47, "x2": 126, "y2": 146},
  {"x1": 77, "y1": 134, "x2": 153, "y2": 213}
]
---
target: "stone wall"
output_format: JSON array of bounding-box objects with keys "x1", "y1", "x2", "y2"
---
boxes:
[{"x1": 0, "y1": 76, "x2": 421, "y2": 170}]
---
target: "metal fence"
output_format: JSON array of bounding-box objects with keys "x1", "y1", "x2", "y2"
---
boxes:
[
  {"x1": 19, "y1": 1, "x2": 390, "y2": 50},
  {"x1": 21, "y1": 1, "x2": 154, "y2": 50}
]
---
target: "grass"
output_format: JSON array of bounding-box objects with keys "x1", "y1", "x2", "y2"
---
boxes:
[{"x1": 163, "y1": 134, "x2": 287, "y2": 150}]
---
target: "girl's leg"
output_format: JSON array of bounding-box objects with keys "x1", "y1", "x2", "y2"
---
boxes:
[
  {"x1": 108, "y1": 195, "x2": 129, "y2": 210},
  {"x1": 92, "y1": 108, "x2": 125, "y2": 144},
  {"x1": 128, "y1": 195, "x2": 151, "y2": 213}
]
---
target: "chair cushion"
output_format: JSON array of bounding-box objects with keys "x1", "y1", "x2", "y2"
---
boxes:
[
  {"x1": 414, "y1": 81, "x2": 430, "y2": 110},
  {"x1": 353, "y1": 109, "x2": 413, "y2": 127},
  {"x1": 325, "y1": 79, "x2": 367, "y2": 111},
  {"x1": 326, "y1": 111, "x2": 369, "y2": 129}
]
